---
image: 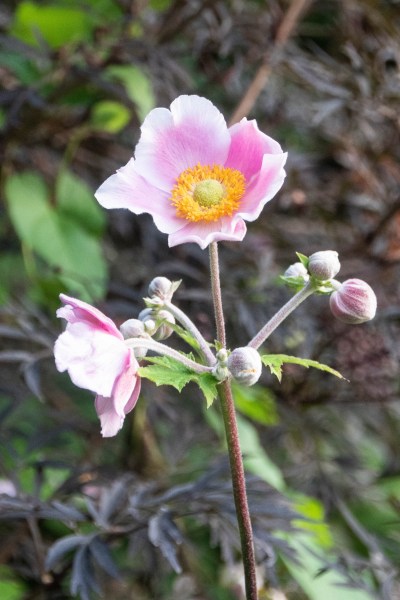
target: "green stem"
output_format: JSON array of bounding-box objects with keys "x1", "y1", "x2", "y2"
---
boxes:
[
  {"x1": 164, "y1": 301, "x2": 216, "y2": 366},
  {"x1": 247, "y1": 282, "x2": 314, "y2": 349},
  {"x1": 209, "y1": 242, "x2": 258, "y2": 600},
  {"x1": 124, "y1": 337, "x2": 212, "y2": 374}
]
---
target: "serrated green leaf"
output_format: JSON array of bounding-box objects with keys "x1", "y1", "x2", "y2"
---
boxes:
[
  {"x1": 261, "y1": 354, "x2": 345, "y2": 382},
  {"x1": 168, "y1": 322, "x2": 202, "y2": 352},
  {"x1": 138, "y1": 355, "x2": 194, "y2": 392},
  {"x1": 138, "y1": 355, "x2": 218, "y2": 407},
  {"x1": 196, "y1": 372, "x2": 218, "y2": 408}
]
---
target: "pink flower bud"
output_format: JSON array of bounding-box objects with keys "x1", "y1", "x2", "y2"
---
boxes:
[
  {"x1": 330, "y1": 278, "x2": 377, "y2": 324},
  {"x1": 227, "y1": 347, "x2": 262, "y2": 386},
  {"x1": 148, "y1": 276, "x2": 173, "y2": 301},
  {"x1": 308, "y1": 250, "x2": 340, "y2": 281}
]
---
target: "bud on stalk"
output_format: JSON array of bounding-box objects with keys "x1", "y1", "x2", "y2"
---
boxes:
[
  {"x1": 308, "y1": 250, "x2": 340, "y2": 281},
  {"x1": 227, "y1": 347, "x2": 262, "y2": 387},
  {"x1": 330, "y1": 278, "x2": 377, "y2": 324}
]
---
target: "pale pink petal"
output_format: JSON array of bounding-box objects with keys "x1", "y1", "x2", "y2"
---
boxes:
[
  {"x1": 168, "y1": 217, "x2": 247, "y2": 249},
  {"x1": 54, "y1": 324, "x2": 130, "y2": 397},
  {"x1": 236, "y1": 152, "x2": 287, "y2": 221},
  {"x1": 225, "y1": 119, "x2": 284, "y2": 181},
  {"x1": 58, "y1": 294, "x2": 121, "y2": 337},
  {"x1": 112, "y1": 354, "x2": 140, "y2": 417},
  {"x1": 94, "y1": 396, "x2": 124, "y2": 437},
  {"x1": 95, "y1": 159, "x2": 184, "y2": 234},
  {"x1": 95, "y1": 362, "x2": 141, "y2": 437},
  {"x1": 134, "y1": 95, "x2": 231, "y2": 192}
]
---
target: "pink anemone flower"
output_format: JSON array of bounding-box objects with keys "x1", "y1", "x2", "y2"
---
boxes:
[
  {"x1": 95, "y1": 95, "x2": 287, "y2": 249},
  {"x1": 54, "y1": 294, "x2": 141, "y2": 437}
]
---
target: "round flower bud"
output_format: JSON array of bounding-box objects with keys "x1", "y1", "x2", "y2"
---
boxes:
[
  {"x1": 148, "y1": 276, "x2": 173, "y2": 302},
  {"x1": 329, "y1": 278, "x2": 377, "y2": 324},
  {"x1": 119, "y1": 318, "x2": 145, "y2": 340},
  {"x1": 308, "y1": 251, "x2": 340, "y2": 281},
  {"x1": 227, "y1": 347, "x2": 262, "y2": 387},
  {"x1": 138, "y1": 308, "x2": 175, "y2": 340},
  {"x1": 284, "y1": 262, "x2": 309, "y2": 281},
  {"x1": 119, "y1": 319, "x2": 147, "y2": 359},
  {"x1": 153, "y1": 309, "x2": 175, "y2": 341}
]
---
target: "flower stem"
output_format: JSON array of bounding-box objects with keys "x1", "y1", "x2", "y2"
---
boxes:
[
  {"x1": 209, "y1": 242, "x2": 258, "y2": 600},
  {"x1": 247, "y1": 282, "x2": 314, "y2": 349},
  {"x1": 209, "y1": 242, "x2": 226, "y2": 348},
  {"x1": 124, "y1": 337, "x2": 212, "y2": 374},
  {"x1": 164, "y1": 301, "x2": 216, "y2": 366}
]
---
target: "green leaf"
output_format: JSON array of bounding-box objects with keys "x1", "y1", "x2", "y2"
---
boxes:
[
  {"x1": 168, "y1": 322, "x2": 202, "y2": 353},
  {"x1": 236, "y1": 414, "x2": 286, "y2": 491},
  {"x1": 232, "y1": 382, "x2": 278, "y2": 426},
  {"x1": 5, "y1": 172, "x2": 107, "y2": 300},
  {"x1": 261, "y1": 354, "x2": 345, "y2": 383},
  {"x1": 11, "y1": 2, "x2": 93, "y2": 48},
  {"x1": 0, "y1": 567, "x2": 27, "y2": 600},
  {"x1": 282, "y1": 534, "x2": 375, "y2": 600},
  {"x1": 296, "y1": 252, "x2": 309, "y2": 268},
  {"x1": 56, "y1": 169, "x2": 106, "y2": 236},
  {"x1": 107, "y1": 65, "x2": 155, "y2": 121},
  {"x1": 90, "y1": 101, "x2": 131, "y2": 134},
  {"x1": 138, "y1": 355, "x2": 218, "y2": 407}
]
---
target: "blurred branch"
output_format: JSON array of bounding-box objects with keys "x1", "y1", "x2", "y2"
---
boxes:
[{"x1": 229, "y1": 0, "x2": 314, "y2": 125}]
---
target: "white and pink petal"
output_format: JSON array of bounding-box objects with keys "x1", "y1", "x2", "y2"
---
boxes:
[{"x1": 134, "y1": 95, "x2": 231, "y2": 192}]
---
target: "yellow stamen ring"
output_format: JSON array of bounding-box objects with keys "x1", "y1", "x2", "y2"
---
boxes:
[{"x1": 170, "y1": 164, "x2": 246, "y2": 223}]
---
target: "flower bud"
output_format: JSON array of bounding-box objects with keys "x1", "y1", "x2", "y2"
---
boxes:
[
  {"x1": 329, "y1": 278, "x2": 377, "y2": 324},
  {"x1": 153, "y1": 309, "x2": 175, "y2": 341},
  {"x1": 119, "y1": 318, "x2": 145, "y2": 339},
  {"x1": 119, "y1": 319, "x2": 147, "y2": 359},
  {"x1": 308, "y1": 251, "x2": 340, "y2": 281},
  {"x1": 284, "y1": 262, "x2": 309, "y2": 281},
  {"x1": 138, "y1": 308, "x2": 175, "y2": 340},
  {"x1": 148, "y1": 276, "x2": 173, "y2": 302},
  {"x1": 227, "y1": 347, "x2": 262, "y2": 387}
]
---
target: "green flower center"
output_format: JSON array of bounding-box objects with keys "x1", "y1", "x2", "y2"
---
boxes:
[{"x1": 192, "y1": 179, "x2": 225, "y2": 208}]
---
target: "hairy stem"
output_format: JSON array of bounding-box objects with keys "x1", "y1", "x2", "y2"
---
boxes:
[
  {"x1": 164, "y1": 301, "x2": 216, "y2": 366},
  {"x1": 209, "y1": 242, "x2": 258, "y2": 600},
  {"x1": 209, "y1": 242, "x2": 226, "y2": 348},
  {"x1": 124, "y1": 337, "x2": 212, "y2": 374},
  {"x1": 248, "y1": 282, "x2": 314, "y2": 349}
]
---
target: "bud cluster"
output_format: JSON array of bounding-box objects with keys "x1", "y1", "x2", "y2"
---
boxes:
[{"x1": 283, "y1": 250, "x2": 376, "y2": 326}]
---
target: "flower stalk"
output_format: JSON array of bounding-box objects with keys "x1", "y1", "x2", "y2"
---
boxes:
[
  {"x1": 209, "y1": 242, "x2": 258, "y2": 600},
  {"x1": 248, "y1": 281, "x2": 314, "y2": 349},
  {"x1": 163, "y1": 301, "x2": 216, "y2": 366},
  {"x1": 124, "y1": 337, "x2": 212, "y2": 374}
]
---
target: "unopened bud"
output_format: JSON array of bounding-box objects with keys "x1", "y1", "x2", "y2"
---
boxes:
[
  {"x1": 227, "y1": 347, "x2": 262, "y2": 387},
  {"x1": 138, "y1": 308, "x2": 175, "y2": 340},
  {"x1": 284, "y1": 262, "x2": 309, "y2": 281},
  {"x1": 308, "y1": 251, "x2": 340, "y2": 281},
  {"x1": 119, "y1": 319, "x2": 147, "y2": 359},
  {"x1": 330, "y1": 278, "x2": 377, "y2": 324},
  {"x1": 148, "y1": 277, "x2": 173, "y2": 302},
  {"x1": 153, "y1": 309, "x2": 175, "y2": 341},
  {"x1": 119, "y1": 318, "x2": 145, "y2": 339}
]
